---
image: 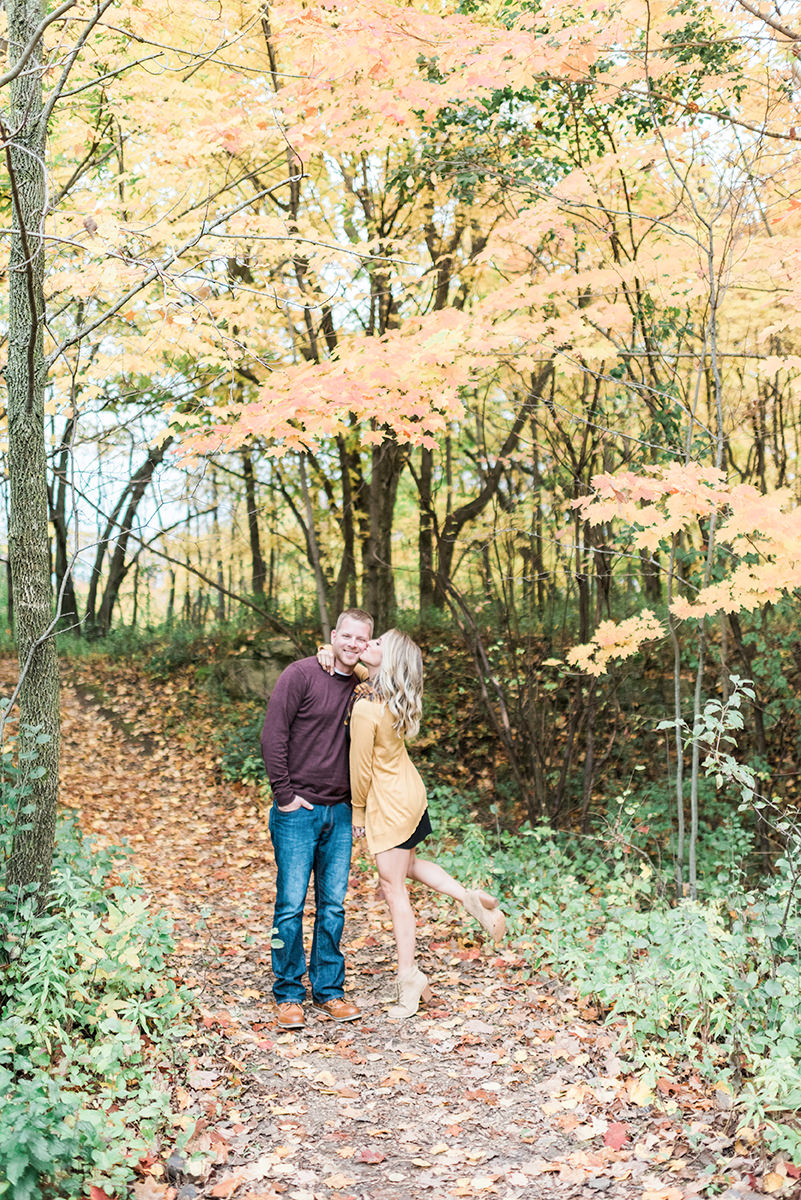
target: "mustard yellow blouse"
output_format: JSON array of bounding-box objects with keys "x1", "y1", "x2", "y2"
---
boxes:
[{"x1": 349, "y1": 695, "x2": 427, "y2": 855}]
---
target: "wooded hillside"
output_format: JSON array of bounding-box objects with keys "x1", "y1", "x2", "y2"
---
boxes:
[{"x1": 2, "y1": 0, "x2": 801, "y2": 1194}]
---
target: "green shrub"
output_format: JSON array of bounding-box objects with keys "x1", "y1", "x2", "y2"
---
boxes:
[
  {"x1": 146, "y1": 627, "x2": 210, "y2": 678},
  {"x1": 219, "y1": 714, "x2": 265, "y2": 783},
  {"x1": 0, "y1": 1076, "x2": 83, "y2": 1200},
  {"x1": 426, "y1": 782, "x2": 801, "y2": 1158},
  {"x1": 0, "y1": 798, "x2": 192, "y2": 1199}
]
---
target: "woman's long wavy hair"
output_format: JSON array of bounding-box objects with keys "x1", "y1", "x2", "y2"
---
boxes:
[{"x1": 373, "y1": 629, "x2": 423, "y2": 739}]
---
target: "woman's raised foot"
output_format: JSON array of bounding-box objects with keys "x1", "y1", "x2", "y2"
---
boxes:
[{"x1": 463, "y1": 888, "x2": 506, "y2": 944}]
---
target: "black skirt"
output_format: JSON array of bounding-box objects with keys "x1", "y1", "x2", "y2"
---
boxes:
[{"x1": 395, "y1": 808, "x2": 432, "y2": 850}]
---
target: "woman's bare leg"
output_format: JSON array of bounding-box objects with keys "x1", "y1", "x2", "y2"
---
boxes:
[
  {"x1": 375, "y1": 847, "x2": 416, "y2": 973},
  {"x1": 406, "y1": 852, "x2": 467, "y2": 902},
  {"x1": 407, "y1": 850, "x2": 504, "y2": 938}
]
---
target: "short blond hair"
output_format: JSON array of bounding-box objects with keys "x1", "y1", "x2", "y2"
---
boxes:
[{"x1": 334, "y1": 608, "x2": 374, "y2": 635}]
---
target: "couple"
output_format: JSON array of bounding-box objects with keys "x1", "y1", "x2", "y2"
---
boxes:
[{"x1": 260, "y1": 608, "x2": 506, "y2": 1029}]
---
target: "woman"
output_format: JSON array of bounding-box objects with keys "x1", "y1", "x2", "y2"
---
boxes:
[{"x1": 328, "y1": 629, "x2": 506, "y2": 1018}]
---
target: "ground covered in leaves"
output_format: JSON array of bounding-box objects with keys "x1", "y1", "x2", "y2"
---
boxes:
[{"x1": 60, "y1": 658, "x2": 799, "y2": 1200}]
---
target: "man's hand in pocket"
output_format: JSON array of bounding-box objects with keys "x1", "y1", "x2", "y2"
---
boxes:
[{"x1": 283, "y1": 795, "x2": 314, "y2": 812}]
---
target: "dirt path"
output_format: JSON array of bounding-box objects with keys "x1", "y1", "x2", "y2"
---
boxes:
[{"x1": 58, "y1": 671, "x2": 787, "y2": 1200}]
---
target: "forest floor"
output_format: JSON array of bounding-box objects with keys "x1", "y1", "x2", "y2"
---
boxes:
[{"x1": 56, "y1": 658, "x2": 798, "y2": 1200}]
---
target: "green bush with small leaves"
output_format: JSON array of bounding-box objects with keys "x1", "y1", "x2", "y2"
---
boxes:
[
  {"x1": 1, "y1": 772, "x2": 192, "y2": 1200},
  {"x1": 427, "y1": 779, "x2": 801, "y2": 1158},
  {"x1": 219, "y1": 714, "x2": 265, "y2": 783}
]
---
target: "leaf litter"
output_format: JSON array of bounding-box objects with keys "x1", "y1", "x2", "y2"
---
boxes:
[{"x1": 60, "y1": 660, "x2": 798, "y2": 1200}]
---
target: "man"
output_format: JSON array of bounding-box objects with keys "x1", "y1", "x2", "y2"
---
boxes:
[{"x1": 261, "y1": 608, "x2": 374, "y2": 1029}]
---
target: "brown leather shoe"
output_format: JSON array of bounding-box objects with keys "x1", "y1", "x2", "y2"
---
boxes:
[
  {"x1": 312, "y1": 996, "x2": 361, "y2": 1022},
  {"x1": 275, "y1": 1002, "x2": 305, "y2": 1029}
]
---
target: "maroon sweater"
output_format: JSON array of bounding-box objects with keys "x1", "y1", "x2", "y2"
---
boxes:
[{"x1": 261, "y1": 657, "x2": 359, "y2": 809}]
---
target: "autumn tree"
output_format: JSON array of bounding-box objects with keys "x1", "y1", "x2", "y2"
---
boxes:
[
  {"x1": 5, "y1": 0, "x2": 801, "y2": 870},
  {"x1": 3, "y1": 0, "x2": 71, "y2": 896},
  {"x1": 1, "y1": 0, "x2": 306, "y2": 892}
]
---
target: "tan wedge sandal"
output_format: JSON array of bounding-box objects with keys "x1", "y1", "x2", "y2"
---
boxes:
[
  {"x1": 387, "y1": 967, "x2": 432, "y2": 1018},
  {"x1": 463, "y1": 888, "x2": 506, "y2": 943}
]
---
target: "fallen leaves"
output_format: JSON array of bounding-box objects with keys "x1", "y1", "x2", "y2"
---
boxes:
[
  {"x1": 761, "y1": 1164, "x2": 800, "y2": 1193},
  {"x1": 187, "y1": 1068, "x2": 219, "y2": 1089},
  {"x1": 355, "y1": 1148, "x2": 386, "y2": 1164},
  {"x1": 462, "y1": 1087, "x2": 498, "y2": 1104},
  {"x1": 323, "y1": 1172, "x2": 356, "y2": 1188},
  {"x1": 56, "y1": 663, "x2": 791, "y2": 1200},
  {"x1": 209, "y1": 1175, "x2": 245, "y2": 1198},
  {"x1": 449, "y1": 1176, "x2": 499, "y2": 1195},
  {"x1": 629, "y1": 1076, "x2": 655, "y2": 1106},
  {"x1": 604, "y1": 1120, "x2": 630, "y2": 1150},
  {"x1": 132, "y1": 1181, "x2": 171, "y2": 1200}
]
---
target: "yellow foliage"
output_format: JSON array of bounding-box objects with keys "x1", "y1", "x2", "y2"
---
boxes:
[{"x1": 567, "y1": 611, "x2": 665, "y2": 676}]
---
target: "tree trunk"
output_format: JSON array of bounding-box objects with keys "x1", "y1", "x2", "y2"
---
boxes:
[
  {"x1": 432, "y1": 368, "x2": 552, "y2": 606},
  {"x1": 640, "y1": 548, "x2": 662, "y2": 602},
  {"x1": 212, "y1": 471, "x2": 226, "y2": 623},
  {"x1": 94, "y1": 440, "x2": 171, "y2": 635},
  {"x1": 333, "y1": 434, "x2": 358, "y2": 614},
  {"x1": 130, "y1": 558, "x2": 140, "y2": 627},
  {"x1": 418, "y1": 446, "x2": 435, "y2": 618},
  {"x1": 5, "y1": 557, "x2": 13, "y2": 634},
  {"x1": 166, "y1": 568, "x2": 176, "y2": 627},
  {"x1": 84, "y1": 486, "x2": 132, "y2": 632},
  {"x1": 4, "y1": 0, "x2": 61, "y2": 899},
  {"x1": 182, "y1": 571, "x2": 191, "y2": 622},
  {"x1": 364, "y1": 438, "x2": 406, "y2": 627},
  {"x1": 241, "y1": 447, "x2": 267, "y2": 596},
  {"x1": 48, "y1": 416, "x2": 80, "y2": 632},
  {"x1": 299, "y1": 454, "x2": 331, "y2": 639},
  {"x1": 575, "y1": 511, "x2": 591, "y2": 644},
  {"x1": 530, "y1": 412, "x2": 545, "y2": 614}
]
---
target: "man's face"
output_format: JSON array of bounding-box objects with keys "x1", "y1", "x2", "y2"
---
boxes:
[{"x1": 330, "y1": 617, "x2": 372, "y2": 671}]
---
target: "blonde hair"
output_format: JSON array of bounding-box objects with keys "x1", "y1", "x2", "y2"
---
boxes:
[
  {"x1": 373, "y1": 629, "x2": 423, "y2": 739},
  {"x1": 335, "y1": 607, "x2": 374, "y2": 635}
]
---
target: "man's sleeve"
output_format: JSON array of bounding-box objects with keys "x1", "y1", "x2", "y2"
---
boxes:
[
  {"x1": 261, "y1": 665, "x2": 305, "y2": 809},
  {"x1": 349, "y1": 701, "x2": 377, "y2": 826},
  {"x1": 317, "y1": 644, "x2": 368, "y2": 683}
]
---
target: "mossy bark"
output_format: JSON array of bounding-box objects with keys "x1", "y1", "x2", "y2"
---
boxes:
[{"x1": 5, "y1": 0, "x2": 61, "y2": 899}]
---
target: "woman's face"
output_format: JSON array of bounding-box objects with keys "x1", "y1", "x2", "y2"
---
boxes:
[{"x1": 360, "y1": 636, "x2": 383, "y2": 669}]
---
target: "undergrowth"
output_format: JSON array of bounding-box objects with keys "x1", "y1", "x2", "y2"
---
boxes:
[
  {"x1": 428, "y1": 781, "x2": 801, "y2": 1160},
  {"x1": 47, "y1": 628, "x2": 801, "y2": 1163},
  {"x1": 1, "y1": 772, "x2": 192, "y2": 1200}
]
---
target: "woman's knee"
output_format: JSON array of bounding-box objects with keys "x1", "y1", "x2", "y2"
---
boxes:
[{"x1": 380, "y1": 877, "x2": 409, "y2": 908}]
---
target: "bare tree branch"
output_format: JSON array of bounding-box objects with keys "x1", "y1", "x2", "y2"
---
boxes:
[
  {"x1": 0, "y1": 0, "x2": 75, "y2": 89},
  {"x1": 732, "y1": 0, "x2": 799, "y2": 42},
  {"x1": 45, "y1": 176, "x2": 302, "y2": 367},
  {"x1": 42, "y1": 0, "x2": 116, "y2": 127},
  {"x1": 0, "y1": 117, "x2": 40, "y2": 413}
]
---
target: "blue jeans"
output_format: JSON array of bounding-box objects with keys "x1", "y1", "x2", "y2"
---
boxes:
[{"x1": 268, "y1": 801, "x2": 352, "y2": 1004}]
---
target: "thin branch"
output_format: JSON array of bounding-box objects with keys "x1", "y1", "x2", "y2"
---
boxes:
[
  {"x1": 45, "y1": 177, "x2": 302, "y2": 367},
  {"x1": 205, "y1": 231, "x2": 417, "y2": 265},
  {"x1": 55, "y1": 51, "x2": 165, "y2": 100},
  {"x1": 48, "y1": 122, "x2": 116, "y2": 210},
  {"x1": 0, "y1": 118, "x2": 40, "y2": 414},
  {"x1": 42, "y1": 0, "x2": 116, "y2": 127},
  {"x1": 0, "y1": 0, "x2": 75, "y2": 89},
  {"x1": 732, "y1": 0, "x2": 800, "y2": 41}
]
